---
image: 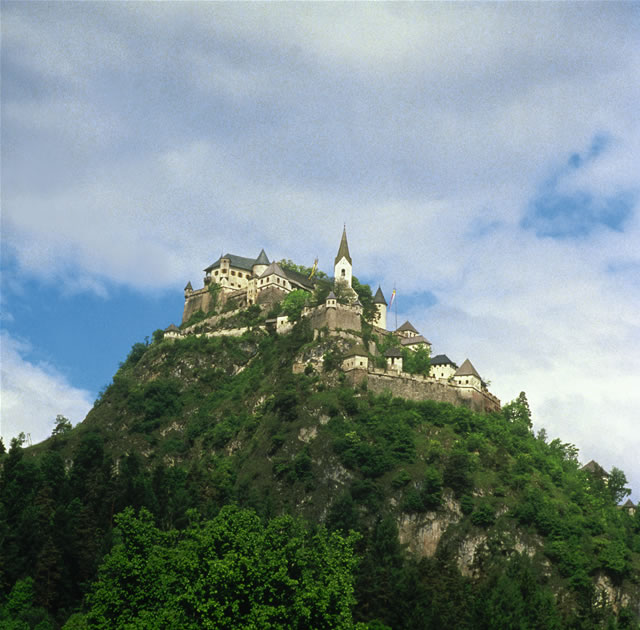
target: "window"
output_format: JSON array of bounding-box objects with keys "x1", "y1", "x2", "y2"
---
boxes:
[
  {"x1": 231, "y1": 270, "x2": 236, "y2": 276},
  {"x1": 341, "y1": 269, "x2": 346, "y2": 277},
  {"x1": 214, "y1": 271, "x2": 218, "y2": 276}
]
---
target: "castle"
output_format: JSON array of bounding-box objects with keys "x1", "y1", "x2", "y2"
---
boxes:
[{"x1": 173, "y1": 229, "x2": 500, "y2": 414}]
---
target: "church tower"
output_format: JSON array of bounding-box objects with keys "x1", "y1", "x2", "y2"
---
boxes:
[{"x1": 334, "y1": 226, "x2": 353, "y2": 288}]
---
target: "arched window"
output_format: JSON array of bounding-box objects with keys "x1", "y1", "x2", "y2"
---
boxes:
[{"x1": 341, "y1": 269, "x2": 346, "y2": 277}]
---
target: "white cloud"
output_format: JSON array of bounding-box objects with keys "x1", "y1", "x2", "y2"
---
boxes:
[
  {"x1": 2, "y1": 3, "x2": 639, "y2": 498},
  {"x1": 0, "y1": 332, "x2": 94, "y2": 446}
]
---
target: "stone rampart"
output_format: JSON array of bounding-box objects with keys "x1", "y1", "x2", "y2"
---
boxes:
[
  {"x1": 346, "y1": 368, "x2": 500, "y2": 414},
  {"x1": 308, "y1": 304, "x2": 361, "y2": 333},
  {"x1": 182, "y1": 288, "x2": 214, "y2": 324}
]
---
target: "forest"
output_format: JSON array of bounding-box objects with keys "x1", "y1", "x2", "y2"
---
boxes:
[{"x1": 1, "y1": 297, "x2": 639, "y2": 629}]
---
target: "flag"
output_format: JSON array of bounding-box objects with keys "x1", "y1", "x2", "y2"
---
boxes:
[
  {"x1": 308, "y1": 258, "x2": 318, "y2": 279},
  {"x1": 389, "y1": 288, "x2": 396, "y2": 307}
]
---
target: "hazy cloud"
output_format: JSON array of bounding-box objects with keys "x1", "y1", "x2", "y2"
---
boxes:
[{"x1": 0, "y1": 332, "x2": 94, "y2": 445}]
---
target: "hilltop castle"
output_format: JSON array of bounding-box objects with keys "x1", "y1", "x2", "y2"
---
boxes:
[{"x1": 175, "y1": 229, "x2": 500, "y2": 414}]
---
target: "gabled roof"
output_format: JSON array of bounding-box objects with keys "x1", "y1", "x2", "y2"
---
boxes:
[
  {"x1": 385, "y1": 347, "x2": 403, "y2": 358},
  {"x1": 260, "y1": 261, "x2": 287, "y2": 279},
  {"x1": 282, "y1": 266, "x2": 315, "y2": 290},
  {"x1": 400, "y1": 335, "x2": 431, "y2": 346},
  {"x1": 454, "y1": 359, "x2": 481, "y2": 378},
  {"x1": 254, "y1": 249, "x2": 270, "y2": 266},
  {"x1": 581, "y1": 460, "x2": 609, "y2": 477},
  {"x1": 334, "y1": 227, "x2": 352, "y2": 265},
  {"x1": 396, "y1": 321, "x2": 419, "y2": 334},
  {"x1": 373, "y1": 286, "x2": 387, "y2": 305},
  {"x1": 204, "y1": 253, "x2": 257, "y2": 272},
  {"x1": 431, "y1": 354, "x2": 457, "y2": 367},
  {"x1": 623, "y1": 499, "x2": 636, "y2": 508}
]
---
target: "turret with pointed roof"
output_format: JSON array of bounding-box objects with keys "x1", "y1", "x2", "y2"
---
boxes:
[
  {"x1": 252, "y1": 248, "x2": 270, "y2": 278},
  {"x1": 373, "y1": 285, "x2": 388, "y2": 330},
  {"x1": 396, "y1": 320, "x2": 419, "y2": 337},
  {"x1": 373, "y1": 286, "x2": 387, "y2": 305},
  {"x1": 455, "y1": 358, "x2": 481, "y2": 378},
  {"x1": 453, "y1": 358, "x2": 484, "y2": 390}
]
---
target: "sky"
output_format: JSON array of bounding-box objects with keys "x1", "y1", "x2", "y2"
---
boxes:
[{"x1": 1, "y1": 2, "x2": 639, "y2": 501}]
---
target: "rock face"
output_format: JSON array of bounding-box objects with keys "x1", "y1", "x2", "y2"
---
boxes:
[
  {"x1": 595, "y1": 573, "x2": 633, "y2": 614},
  {"x1": 397, "y1": 494, "x2": 462, "y2": 558}
]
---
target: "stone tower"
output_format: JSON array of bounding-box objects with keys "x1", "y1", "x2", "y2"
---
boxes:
[
  {"x1": 334, "y1": 227, "x2": 353, "y2": 288},
  {"x1": 373, "y1": 286, "x2": 387, "y2": 329}
]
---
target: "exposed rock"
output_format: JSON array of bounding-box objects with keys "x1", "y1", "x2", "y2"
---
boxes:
[
  {"x1": 397, "y1": 498, "x2": 462, "y2": 558},
  {"x1": 298, "y1": 426, "x2": 318, "y2": 443},
  {"x1": 594, "y1": 573, "x2": 631, "y2": 613},
  {"x1": 457, "y1": 534, "x2": 488, "y2": 577}
]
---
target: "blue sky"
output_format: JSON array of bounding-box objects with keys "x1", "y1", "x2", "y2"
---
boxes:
[{"x1": 2, "y1": 2, "x2": 639, "y2": 500}]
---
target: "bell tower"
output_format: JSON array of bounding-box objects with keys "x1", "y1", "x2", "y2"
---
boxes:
[{"x1": 334, "y1": 226, "x2": 353, "y2": 288}]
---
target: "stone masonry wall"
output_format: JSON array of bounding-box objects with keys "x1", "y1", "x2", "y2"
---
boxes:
[
  {"x1": 346, "y1": 369, "x2": 500, "y2": 414},
  {"x1": 182, "y1": 289, "x2": 214, "y2": 324},
  {"x1": 308, "y1": 305, "x2": 361, "y2": 333}
]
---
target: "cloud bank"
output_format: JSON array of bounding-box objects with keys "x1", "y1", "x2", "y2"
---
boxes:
[{"x1": 2, "y1": 3, "x2": 638, "y2": 496}]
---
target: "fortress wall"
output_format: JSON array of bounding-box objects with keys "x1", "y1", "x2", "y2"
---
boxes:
[
  {"x1": 347, "y1": 370, "x2": 500, "y2": 414},
  {"x1": 256, "y1": 286, "x2": 288, "y2": 306},
  {"x1": 182, "y1": 289, "x2": 214, "y2": 324},
  {"x1": 309, "y1": 305, "x2": 362, "y2": 333}
]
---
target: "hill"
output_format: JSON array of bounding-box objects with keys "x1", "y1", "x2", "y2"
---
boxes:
[{"x1": 1, "y1": 301, "x2": 639, "y2": 629}]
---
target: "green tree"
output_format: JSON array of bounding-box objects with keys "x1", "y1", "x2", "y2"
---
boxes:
[
  {"x1": 502, "y1": 392, "x2": 532, "y2": 430},
  {"x1": 352, "y1": 276, "x2": 375, "y2": 322},
  {"x1": 51, "y1": 414, "x2": 72, "y2": 437},
  {"x1": 608, "y1": 467, "x2": 631, "y2": 504},
  {"x1": 333, "y1": 279, "x2": 353, "y2": 304},
  {"x1": 402, "y1": 347, "x2": 431, "y2": 376},
  {"x1": 281, "y1": 289, "x2": 309, "y2": 322},
  {"x1": 77, "y1": 506, "x2": 359, "y2": 629}
]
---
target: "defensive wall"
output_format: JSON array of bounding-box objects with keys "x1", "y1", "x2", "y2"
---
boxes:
[
  {"x1": 345, "y1": 367, "x2": 501, "y2": 414},
  {"x1": 306, "y1": 303, "x2": 362, "y2": 334}
]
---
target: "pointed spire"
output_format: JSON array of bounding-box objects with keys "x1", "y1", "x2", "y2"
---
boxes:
[
  {"x1": 184, "y1": 281, "x2": 193, "y2": 291},
  {"x1": 454, "y1": 359, "x2": 481, "y2": 379},
  {"x1": 254, "y1": 249, "x2": 270, "y2": 266},
  {"x1": 373, "y1": 285, "x2": 387, "y2": 305},
  {"x1": 334, "y1": 226, "x2": 352, "y2": 265}
]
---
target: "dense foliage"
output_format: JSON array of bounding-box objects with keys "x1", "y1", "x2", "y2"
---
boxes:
[
  {"x1": 73, "y1": 506, "x2": 359, "y2": 629},
  {"x1": 1, "y1": 306, "x2": 639, "y2": 628}
]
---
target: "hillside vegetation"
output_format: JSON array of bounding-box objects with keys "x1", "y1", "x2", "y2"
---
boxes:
[{"x1": 1, "y1": 307, "x2": 639, "y2": 629}]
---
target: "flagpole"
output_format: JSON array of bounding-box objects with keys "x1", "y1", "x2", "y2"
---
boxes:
[{"x1": 395, "y1": 283, "x2": 397, "y2": 330}]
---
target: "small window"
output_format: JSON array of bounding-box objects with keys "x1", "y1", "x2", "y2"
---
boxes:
[
  {"x1": 231, "y1": 270, "x2": 236, "y2": 276},
  {"x1": 341, "y1": 269, "x2": 346, "y2": 277},
  {"x1": 214, "y1": 270, "x2": 218, "y2": 276}
]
